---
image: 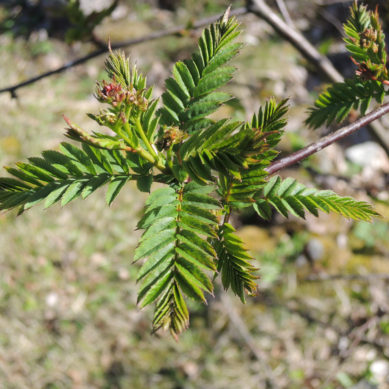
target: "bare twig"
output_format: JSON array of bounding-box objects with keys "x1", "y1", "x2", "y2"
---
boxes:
[
  {"x1": 304, "y1": 273, "x2": 389, "y2": 282},
  {"x1": 248, "y1": 0, "x2": 343, "y2": 83},
  {"x1": 316, "y1": 0, "x2": 353, "y2": 5},
  {"x1": 0, "y1": 8, "x2": 248, "y2": 97},
  {"x1": 266, "y1": 102, "x2": 389, "y2": 175},
  {"x1": 318, "y1": 7, "x2": 344, "y2": 35},
  {"x1": 275, "y1": 0, "x2": 294, "y2": 27},
  {"x1": 247, "y1": 0, "x2": 389, "y2": 153}
]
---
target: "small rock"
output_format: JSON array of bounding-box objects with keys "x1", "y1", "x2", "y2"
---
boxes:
[
  {"x1": 370, "y1": 360, "x2": 389, "y2": 382},
  {"x1": 306, "y1": 238, "x2": 324, "y2": 261},
  {"x1": 80, "y1": 0, "x2": 115, "y2": 15},
  {"x1": 111, "y1": 5, "x2": 127, "y2": 20},
  {"x1": 91, "y1": 252, "x2": 107, "y2": 266},
  {"x1": 71, "y1": 293, "x2": 86, "y2": 314},
  {"x1": 181, "y1": 361, "x2": 198, "y2": 378},
  {"x1": 45, "y1": 292, "x2": 59, "y2": 307},
  {"x1": 336, "y1": 233, "x2": 348, "y2": 249},
  {"x1": 338, "y1": 336, "x2": 349, "y2": 351},
  {"x1": 346, "y1": 141, "x2": 389, "y2": 172}
]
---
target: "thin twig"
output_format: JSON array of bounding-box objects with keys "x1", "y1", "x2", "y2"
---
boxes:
[
  {"x1": 319, "y1": 8, "x2": 344, "y2": 35},
  {"x1": 275, "y1": 0, "x2": 294, "y2": 27},
  {"x1": 305, "y1": 273, "x2": 389, "y2": 282},
  {"x1": 248, "y1": 0, "x2": 343, "y2": 83},
  {"x1": 0, "y1": 7, "x2": 248, "y2": 97},
  {"x1": 266, "y1": 101, "x2": 389, "y2": 175}
]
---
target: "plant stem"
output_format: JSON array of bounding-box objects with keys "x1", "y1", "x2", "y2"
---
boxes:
[
  {"x1": 119, "y1": 113, "x2": 166, "y2": 173},
  {"x1": 220, "y1": 175, "x2": 233, "y2": 225},
  {"x1": 136, "y1": 147, "x2": 164, "y2": 170},
  {"x1": 248, "y1": 0, "x2": 343, "y2": 83},
  {"x1": 135, "y1": 116, "x2": 158, "y2": 160},
  {"x1": 133, "y1": 116, "x2": 168, "y2": 173},
  {"x1": 266, "y1": 102, "x2": 389, "y2": 175}
]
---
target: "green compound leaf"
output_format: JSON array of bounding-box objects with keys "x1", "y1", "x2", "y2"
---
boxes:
[
  {"x1": 306, "y1": 78, "x2": 385, "y2": 129},
  {"x1": 0, "y1": 143, "x2": 132, "y2": 213},
  {"x1": 135, "y1": 182, "x2": 220, "y2": 338},
  {"x1": 0, "y1": 6, "x2": 382, "y2": 340},
  {"x1": 214, "y1": 223, "x2": 258, "y2": 303},
  {"x1": 158, "y1": 12, "x2": 241, "y2": 133},
  {"x1": 344, "y1": 2, "x2": 388, "y2": 82},
  {"x1": 255, "y1": 176, "x2": 379, "y2": 221},
  {"x1": 106, "y1": 175, "x2": 131, "y2": 206}
]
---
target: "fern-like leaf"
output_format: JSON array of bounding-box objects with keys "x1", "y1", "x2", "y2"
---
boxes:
[
  {"x1": 158, "y1": 11, "x2": 242, "y2": 132},
  {"x1": 254, "y1": 176, "x2": 379, "y2": 221},
  {"x1": 218, "y1": 166, "x2": 268, "y2": 209},
  {"x1": 247, "y1": 98, "x2": 288, "y2": 147},
  {"x1": 104, "y1": 50, "x2": 147, "y2": 90},
  {"x1": 305, "y1": 78, "x2": 385, "y2": 128},
  {"x1": 214, "y1": 99, "x2": 289, "y2": 208},
  {"x1": 214, "y1": 222, "x2": 258, "y2": 303},
  {"x1": 178, "y1": 119, "x2": 253, "y2": 182},
  {"x1": 0, "y1": 143, "x2": 135, "y2": 212},
  {"x1": 244, "y1": 98, "x2": 288, "y2": 164},
  {"x1": 135, "y1": 182, "x2": 220, "y2": 338},
  {"x1": 344, "y1": 1, "x2": 388, "y2": 82}
]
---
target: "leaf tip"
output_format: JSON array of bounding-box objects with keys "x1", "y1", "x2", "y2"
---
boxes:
[
  {"x1": 63, "y1": 114, "x2": 71, "y2": 127},
  {"x1": 222, "y1": 5, "x2": 231, "y2": 25}
]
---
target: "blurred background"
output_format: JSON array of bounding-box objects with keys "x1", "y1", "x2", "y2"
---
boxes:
[{"x1": 0, "y1": 1, "x2": 389, "y2": 388}]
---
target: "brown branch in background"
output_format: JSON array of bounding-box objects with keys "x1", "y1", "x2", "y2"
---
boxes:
[
  {"x1": 266, "y1": 102, "x2": 389, "y2": 175},
  {"x1": 318, "y1": 7, "x2": 344, "y2": 35},
  {"x1": 247, "y1": 0, "x2": 389, "y2": 153},
  {"x1": 304, "y1": 273, "x2": 389, "y2": 282},
  {"x1": 0, "y1": 7, "x2": 248, "y2": 97},
  {"x1": 248, "y1": 0, "x2": 343, "y2": 83},
  {"x1": 275, "y1": 0, "x2": 295, "y2": 27}
]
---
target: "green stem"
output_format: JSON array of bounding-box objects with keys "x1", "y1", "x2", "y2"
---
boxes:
[
  {"x1": 166, "y1": 146, "x2": 174, "y2": 171},
  {"x1": 137, "y1": 147, "x2": 164, "y2": 169},
  {"x1": 135, "y1": 116, "x2": 159, "y2": 160},
  {"x1": 117, "y1": 127, "x2": 134, "y2": 147},
  {"x1": 134, "y1": 119, "x2": 167, "y2": 173},
  {"x1": 222, "y1": 210, "x2": 231, "y2": 224},
  {"x1": 120, "y1": 112, "x2": 167, "y2": 174},
  {"x1": 220, "y1": 174, "x2": 233, "y2": 225},
  {"x1": 133, "y1": 145, "x2": 167, "y2": 173}
]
